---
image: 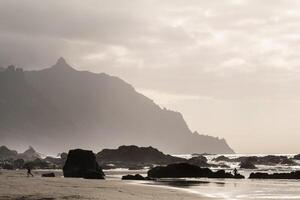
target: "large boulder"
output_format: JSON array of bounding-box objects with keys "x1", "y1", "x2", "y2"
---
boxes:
[
  {"x1": 96, "y1": 145, "x2": 186, "y2": 169},
  {"x1": 249, "y1": 171, "x2": 300, "y2": 179},
  {"x1": 147, "y1": 163, "x2": 244, "y2": 179},
  {"x1": 63, "y1": 149, "x2": 104, "y2": 179},
  {"x1": 122, "y1": 174, "x2": 146, "y2": 180},
  {"x1": 42, "y1": 172, "x2": 55, "y2": 177}
]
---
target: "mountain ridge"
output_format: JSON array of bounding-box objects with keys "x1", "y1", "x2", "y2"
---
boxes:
[{"x1": 0, "y1": 58, "x2": 234, "y2": 154}]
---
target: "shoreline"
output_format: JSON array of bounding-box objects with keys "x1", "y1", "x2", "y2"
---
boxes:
[{"x1": 0, "y1": 170, "x2": 214, "y2": 200}]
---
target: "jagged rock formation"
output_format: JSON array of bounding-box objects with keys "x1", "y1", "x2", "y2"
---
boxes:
[
  {"x1": 0, "y1": 58, "x2": 234, "y2": 154},
  {"x1": 0, "y1": 145, "x2": 41, "y2": 161},
  {"x1": 0, "y1": 146, "x2": 18, "y2": 160}
]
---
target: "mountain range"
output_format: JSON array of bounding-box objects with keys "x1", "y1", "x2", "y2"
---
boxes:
[{"x1": 0, "y1": 58, "x2": 234, "y2": 154}]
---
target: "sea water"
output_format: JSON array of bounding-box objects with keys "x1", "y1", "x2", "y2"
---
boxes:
[{"x1": 148, "y1": 154, "x2": 300, "y2": 200}]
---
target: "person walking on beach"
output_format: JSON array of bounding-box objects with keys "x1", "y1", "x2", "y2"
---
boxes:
[{"x1": 26, "y1": 166, "x2": 34, "y2": 177}]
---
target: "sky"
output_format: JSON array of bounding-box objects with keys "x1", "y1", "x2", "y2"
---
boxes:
[{"x1": 1, "y1": 0, "x2": 300, "y2": 153}]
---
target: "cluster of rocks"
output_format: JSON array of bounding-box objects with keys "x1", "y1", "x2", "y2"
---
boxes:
[
  {"x1": 121, "y1": 174, "x2": 153, "y2": 180},
  {"x1": 147, "y1": 163, "x2": 244, "y2": 179},
  {"x1": 96, "y1": 145, "x2": 228, "y2": 170},
  {"x1": 0, "y1": 146, "x2": 68, "y2": 170},
  {"x1": 249, "y1": 171, "x2": 300, "y2": 179},
  {"x1": 213, "y1": 155, "x2": 297, "y2": 167},
  {"x1": 96, "y1": 145, "x2": 186, "y2": 169}
]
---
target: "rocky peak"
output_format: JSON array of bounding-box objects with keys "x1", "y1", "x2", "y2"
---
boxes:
[{"x1": 51, "y1": 57, "x2": 75, "y2": 71}]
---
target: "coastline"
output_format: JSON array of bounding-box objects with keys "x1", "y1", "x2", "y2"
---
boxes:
[{"x1": 0, "y1": 170, "x2": 214, "y2": 200}]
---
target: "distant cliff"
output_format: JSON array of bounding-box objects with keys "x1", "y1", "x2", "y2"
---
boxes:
[{"x1": 0, "y1": 58, "x2": 234, "y2": 154}]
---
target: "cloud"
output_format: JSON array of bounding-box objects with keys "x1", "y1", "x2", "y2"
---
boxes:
[{"x1": 2, "y1": 0, "x2": 300, "y2": 152}]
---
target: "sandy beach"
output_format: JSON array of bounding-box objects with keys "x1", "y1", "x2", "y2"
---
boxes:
[{"x1": 0, "y1": 170, "x2": 211, "y2": 200}]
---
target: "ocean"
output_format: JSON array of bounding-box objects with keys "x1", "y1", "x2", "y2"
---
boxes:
[{"x1": 144, "y1": 153, "x2": 300, "y2": 200}]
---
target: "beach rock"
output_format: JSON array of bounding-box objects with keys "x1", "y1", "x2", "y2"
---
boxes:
[
  {"x1": 96, "y1": 145, "x2": 186, "y2": 169},
  {"x1": 147, "y1": 163, "x2": 244, "y2": 179},
  {"x1": 42, "y1": 172, "x2": 55, "y2": 177},
  {"x1": 294, "y1": 154, "x2": 300, "y2": 160},
  {"x1": 239, "y1": 160, "x2": 256, "y2": 169},
  {"x1": 63, "y1": 149, "x2": 104, "y2": 179},
  {"x1": 249, "y1": 171, "x2": 300, "y2": 179},
  {"x1": 122, "y1": 174, "x2": 146, "y2": 180},
  {"x1": 210, "y1": 170, "x2": 245, "y2": 179}
]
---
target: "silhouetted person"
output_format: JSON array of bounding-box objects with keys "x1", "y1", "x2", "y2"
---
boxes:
[
  {"x1": 26, "y1": 167, "x2": 34, "y2": 177},
  {"x1": 233, "y1": 168, "x2": 238, "y2": 176}
]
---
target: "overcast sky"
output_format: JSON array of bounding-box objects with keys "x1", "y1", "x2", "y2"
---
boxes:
[{"x1": 1, "y1": 0, "x2": 300, "y2": 153}]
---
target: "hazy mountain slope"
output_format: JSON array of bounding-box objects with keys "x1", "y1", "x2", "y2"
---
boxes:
[{"x1": 0, "y1": 58, "x2": 234, "y2": 154}]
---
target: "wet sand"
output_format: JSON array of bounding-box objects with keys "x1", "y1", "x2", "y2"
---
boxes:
[{"x1": 0, "y1": 170, "x2": 213, "y2": 200}]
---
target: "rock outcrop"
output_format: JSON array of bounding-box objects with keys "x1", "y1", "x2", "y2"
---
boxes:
[
  {"x1": 42, "y1": 172, "x2": 55, "y2": 177},
  {"x1": 147, "y1": 163, "x2": 244, "y2": 179},
  {"x1": 249, "y1": 171, "x2": 300, "y2": 179},
  {"x1": 213, "y1": 155, "x2": 296, "y2": 166},
  {"x1": 96, "y1": 145, "x2": 186, "y2": 169},
  {"x1": 63, "y1": 149, "x2": 104, "y2": 179},
  {"x1": 122, "y1": 174, "x2": 147, "y2": 180},
  {"x1": 293, "y1": 154, "x2": 300, "y2": 160}
]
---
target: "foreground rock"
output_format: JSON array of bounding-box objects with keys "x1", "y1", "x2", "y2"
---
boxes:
[
  {"x1": 42, "y1": 172, "x2": 55, "y2": 177},
  {"x1": 63, "y1": 149, "x2": 104, "y2": 179},
  {"x1": 148, "y1": 163, "x2": 244, "y2": 179},
  {"x1": 249, "y1": 171, "x2": 300, "y2": 179},
  {"x1": 96, "y1": 145, "x2": 186, "y2": 169},
  {"x1": 122, "y1": 174, "x2": 147, "y2": 180}
]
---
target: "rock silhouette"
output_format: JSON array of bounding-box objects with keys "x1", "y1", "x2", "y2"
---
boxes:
[
  {"x1": 147, "y1": 163, "x2": 244, "y2": 179},
  {"x1": 249, "y1": 171, "x2": 300, "y2": 179},
  {"x1": 63, "y1": 149, "x2": 104, "y2": 179},
  {"x1": 42, "y1": 172, "x2": 55, "y2": 177},
  {"x1": 122, "y1": 174, "x2": 147, "y2": 180},
  {"x1": 96, "y1": 145, "x2": 185, "y2": 169},
  {"x1": 213, "y1": 155, "x2": 296, "y2": 166}
]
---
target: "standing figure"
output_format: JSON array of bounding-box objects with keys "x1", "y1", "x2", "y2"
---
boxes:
[
  {"x1": 27, "y1": 166, "x2": 34, "y2": 177},
  {"x1": 233, "y1": 168, "x2": 238, "y2": 176}
]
